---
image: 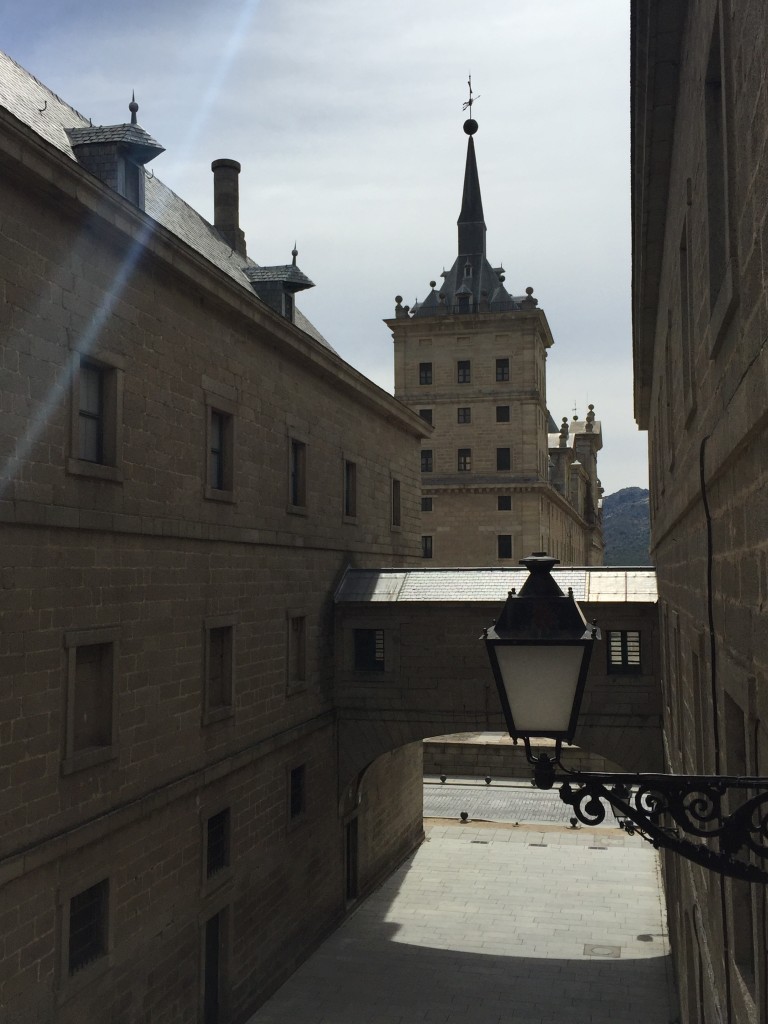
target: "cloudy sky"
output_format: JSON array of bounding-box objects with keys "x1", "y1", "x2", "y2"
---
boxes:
[{"x1": 4, "y1": 0, "x2": 646, "y2": 495}]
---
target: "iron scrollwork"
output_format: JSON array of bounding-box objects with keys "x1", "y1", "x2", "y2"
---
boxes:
[{"x1": 528, "y1": 748, "x2": 768, "y2": 882}]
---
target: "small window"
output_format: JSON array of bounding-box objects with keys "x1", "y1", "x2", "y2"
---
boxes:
[
  {"x1": 391, "y1": 478, "x2": 401, "y2": 527},
  {"x1": 457, "y1": 407, "x2": 471, "y2": 423},
  {"x1": 343, "y1": 460, "x2": 357, "y2": 518},
  {"x1": 206, "y1": 403, "x2": 235, "y2": 500},
  {"x1": 421, "y1": 449, "x2": 433, "y2": 473},
  {"x1": 495, "y1": 358, "x2": 510, "y2": 382},
  {"x1": 457, "y1": 294, "x2": 470, "y2": 314},
  {"x1": 497, "y1": 448, "x2": 511, "y2": 471},
  {"x1": 354, "y1": 628, "x2": 385, "y2": 672},
  {"x1": 418, "y1": 409, "x2": 433, "y2": 425},
  {"x1": 421, "y1": 535, "x2": 433, "y2": 559},
  {"x1": 421, "y1": 497, "x2": 433, "y2": 512},
  {"x1": 498, "y1": 496, "x2": 511, "y2": 511},
  {"x1": 607, "y1": 631, "x2": 642, "y2": 673},
  {"x1": 419, "y1": 362, "x2": 433, "y2": 385},
  {"x1": 496, "y1": 406, "x2": 510, "y2": 423},
  {"x1": 63, "y1": 629, "x2": 118, "y2": 773},
  {"x1": 205, "y1": 625, "x2": 233, "y2": 717},
  {"x1": 498, "y1": 535, "x2": 512, "y2": 559},
  {"x1": 289, "y1": 439, "x2": 307, "y2": 508},
  {"x1": 209, "y1": 411, "x2": 230, "y2": 490},
  {"x1": 79, "y1": 362, "x2": 104, "y2": 463},
  {"x1": 288, "y1": 616, "x2": 306, "y2": 688},
  {"x1": 283, "y1": 291, "x2": 294, "y2": 322},
  {"x1": 457, "y1": 360, "x2": 471, "y2": 384},
  {"x1": 69, "y1": 356, "x2": 123, "y2": 480},
  {"x1": 457, "y1": 448, "x2": 471, "y2": 471},
  {"x1": 289, "y1": 764, "x2": 306, "y2": 820},
  {"x1": 72, "y1": 643, "x2": 113, "y2": 753},
  {"x1": 68, "y1": 880, "x2": 108, "y2": 975},
  {"x1": 206, "y1": 809, "x2": 230, "y2": 878}
]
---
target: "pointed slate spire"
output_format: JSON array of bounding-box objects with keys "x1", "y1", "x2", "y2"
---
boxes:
[{"x1": 457, "y1": 119, "x2": 486, "y2": 257}]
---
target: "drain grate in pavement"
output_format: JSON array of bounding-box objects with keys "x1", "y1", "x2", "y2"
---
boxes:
[
  {"x1": 528, "y1": 842, "x2": 548, "y2": 847},
  {"x1": 584, "y1": 943, "x2": 621, "y2": 958},
  {"x1": 589, "y1": 846, "x2": 607, "y2": 850},
  {"x1": 471, "y1": 840, "x2": 489, "y2": 845}
]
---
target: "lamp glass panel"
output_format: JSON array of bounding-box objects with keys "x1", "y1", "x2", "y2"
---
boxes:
[{"x1": 495, "y1": 644, "x2": 584, "y2": 733}]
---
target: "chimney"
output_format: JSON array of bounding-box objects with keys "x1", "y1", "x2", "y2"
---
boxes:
[{"x1": 211, "y1": 158, "x2": 247, "y2": 258}]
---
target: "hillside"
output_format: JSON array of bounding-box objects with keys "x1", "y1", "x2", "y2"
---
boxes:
[{"x1": 602, "y1": 487, "x2": 652, "y2": 565}]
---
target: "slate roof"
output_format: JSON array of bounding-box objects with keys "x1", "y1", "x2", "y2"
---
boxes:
[
  {"x1": 244, "y1": 265, "x2": 314, "y2": 290},
  {"x1": 0, "y1": 49, "x2": 334, "y2": 353},
  {"x1": 335, "y1": 567, "x2": 657, "y2": 604},
  {"x1": 67, "y1": 123, "x2": 164, "y2": 153}
]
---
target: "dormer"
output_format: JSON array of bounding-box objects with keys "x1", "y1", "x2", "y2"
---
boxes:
[
  {"x1": 243, "y1": 247, "x2": 314, "y2": 324},
  {"x1": 66, "y1": 97, "x2": 164, "y2": 211}
]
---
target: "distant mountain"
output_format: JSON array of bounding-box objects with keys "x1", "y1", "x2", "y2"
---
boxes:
[{"x1": 602, "y1": 487, "x2": 652, "y2": 565}]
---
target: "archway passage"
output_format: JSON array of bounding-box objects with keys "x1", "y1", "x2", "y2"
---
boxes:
[{"x1": 335, "y1": 567, "x2": 662, "y2": 794}]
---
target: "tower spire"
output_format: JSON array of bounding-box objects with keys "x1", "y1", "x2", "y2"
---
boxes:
[{"x1": 458, "y1": 79, "x2": 486, "y2": 257}]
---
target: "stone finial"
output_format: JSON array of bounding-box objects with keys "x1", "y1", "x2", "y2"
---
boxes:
[
  {"x1": 395, "y1": 295, "x2": 407, "y2": 318},
  {"x1": 586, "y1": 403, "x2": 595, "y2": 432},
  {"x1": 521, "y1": 285, "x2": 538, "y2": 309},
  {"x1": 559, "y1": 417, "x2": 569, "y2": 447},
  {"x1": 429, "y1": 280, "x2": 436, "y2": 289}
]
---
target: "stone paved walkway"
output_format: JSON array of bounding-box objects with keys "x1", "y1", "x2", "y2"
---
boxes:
[{"x1": 247, "y1": 817, "x2": 678, "y2": 1024}]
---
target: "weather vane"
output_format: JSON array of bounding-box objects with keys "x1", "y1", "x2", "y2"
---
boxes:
[{"x1": 462, "y1": 75, "x2": 481, "y2": 114}]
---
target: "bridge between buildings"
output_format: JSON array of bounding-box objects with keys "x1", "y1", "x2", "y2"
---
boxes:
[{"x1": 334, "y1": 567, "x2": 661, "y2": 801}]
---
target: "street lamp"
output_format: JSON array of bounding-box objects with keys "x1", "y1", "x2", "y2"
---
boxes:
[{"x1": 483, "y1": 553, "x2": 768, "y2": 883}]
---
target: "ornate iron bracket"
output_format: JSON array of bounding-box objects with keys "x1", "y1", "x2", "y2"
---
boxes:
[{"x1": 524, "y1": 742, "x2": 768, "y2": 882}]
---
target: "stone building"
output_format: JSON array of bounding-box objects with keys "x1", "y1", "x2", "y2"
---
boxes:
[
  {"x1": 387, "y1": 117, "x2": 604, "y2": 567},
  {"x1": 632, "y1": 3, "x2": 768, "y2": 1022},
  {"x1": 0, "y1": 52, "x2": 427, "y2": 1023}
]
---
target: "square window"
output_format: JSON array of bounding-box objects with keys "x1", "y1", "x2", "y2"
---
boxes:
[
  {"x1": 354, "y1": 628, "x2": 385, "y2": 672},
  {"x1": 288, "y1": 615, "x2": 306, "y2": 688},
  {"x1": 497, "y1": 448, "x2": 511, "y2": 471},
  {"x1": 457, "y1": 448, "x2": 471, "y2": 471},
  {"x1": 496, "y1": 406, "x2": 510, "y2": 423},
  {"x1": 289, "y1": 439, "x2": 307, "y2": 508},
  {"x1": 206, "y1": 809, "x2": 230, "y2": 878},
  {"x1": 498, "y1": 535, "x2": 512, "y2": 559},
  {"x1": 495, "y1": 358, "x2": 510, "y2": 382},
  {"x1": 343, "y1": 460, "x2": 357, "y2": 518},
  {"x1": 289, "y1": 764, "x2": 306, "y2": 820},
  {"x1": 68, "y1": 880, "x2": 108, "y2": 975},
  {"x1": 205, "y1": 625, "x2": 234, "y2": 719},
  {"x1": 457, "y1": 360, "x2": 471, "y2": 384},
  {"x1": 421, "y1": 449, "x2": 433, "y2": 473},
  {"x1": 421, "y1": 535, "x2": 433, "y2": 559},
  {"x1": 421, "y1": 497, "x2": 433, "y2": 512},
  {"x1": 69, "y1": 356, "x2": 123, "y2": 481},
  {"x1": 419, "y1": 362, "x2": 433, "y2": 385},
  {"x1": 607, "y1": 631, "x2": 642, "y2": 673},
  {"x1": 457, "y1": 407, "x2": 471, "y2": 423},
  {"x1": 419, "y1": 409, "x2": 433, "y2": 425},
  {"x1": 391, "y1": 478, "x2": 401, "y2": 527},
  {"x1": 498, "y1": 496, "x2": 512, "y2": 511}
]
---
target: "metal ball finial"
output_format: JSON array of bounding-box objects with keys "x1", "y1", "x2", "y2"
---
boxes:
[
  {"x1": 129, "y1": 91, "x2": 138, "y2": 125},
  {"x1": 463, "y1": 118, "x2": 478, "y2": 136}
]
